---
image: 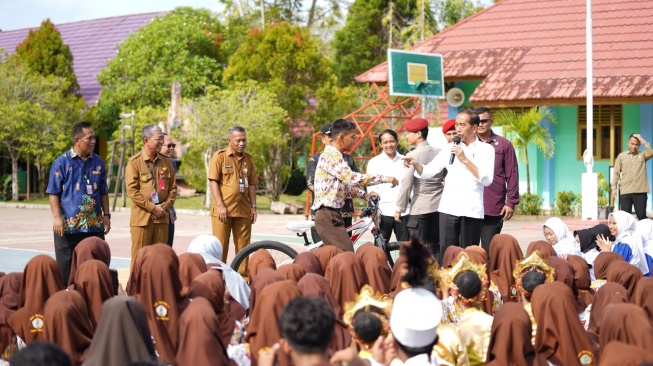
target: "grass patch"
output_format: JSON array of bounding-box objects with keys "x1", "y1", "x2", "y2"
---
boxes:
[{"x1": 14, "y1": 191, "x2": 309, "y2": 211}]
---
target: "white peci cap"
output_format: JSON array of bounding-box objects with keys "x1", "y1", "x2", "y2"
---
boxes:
[{"x1": 390, "y1": 287, "x2": 442, "y2": 348}]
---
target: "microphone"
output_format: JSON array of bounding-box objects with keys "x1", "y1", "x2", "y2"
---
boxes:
[{"x1": 449, "y1": 136, "x2": 461, "y2": 165}]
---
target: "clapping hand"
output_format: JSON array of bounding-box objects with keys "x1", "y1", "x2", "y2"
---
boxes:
[{"x1": 597, "y1": 234, "x2": 612, "y2": 252}]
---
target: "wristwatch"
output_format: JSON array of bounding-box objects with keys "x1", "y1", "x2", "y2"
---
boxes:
[
  {"x1": 103, "y1": 213, "x2": 111, "y2": 218},
  {"x1": 251, "y1": 205, "x2": 257, "y2": 209}
]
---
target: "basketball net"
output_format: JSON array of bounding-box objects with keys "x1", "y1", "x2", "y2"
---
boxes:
[{"x1": 416, "y1": 81, "x2": 440, "y2": 120}]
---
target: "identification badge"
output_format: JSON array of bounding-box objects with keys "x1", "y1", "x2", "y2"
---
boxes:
[
  {"x1": 151, "y1": 191, "x2": 160, "y2": 204},
  {"x1": 86, "y1": 185, "x2": 93, "y2": 194},
  {"x1": 158, "y1": 179, "x2": 166, "y2": 190},
  {"x1": 239, "y1": 179, "x2": 245, "y2": 193}
]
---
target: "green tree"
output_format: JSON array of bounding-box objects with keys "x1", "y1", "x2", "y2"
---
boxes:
[
  {"x1": 184, "y1": 82, "x2": 287, "y2": 206},
  {"x1": 97, "y1": 7, "x2": 225, "y2": 129},
  {"x1": 438, "y1": 0, "x2": 478, "y2": 30},
  {"x1": 15, "y1": 18, "x2": 79, "y2": 94},
  {"x1": 0, "y1": 52, "x2": 80, "y2": 200},
  {"x1": 223, "y1": 21, "x2": 336, "y2": 122},
  {"x1": 494, "y1": 106, "x2": 557, "y2": 194}
]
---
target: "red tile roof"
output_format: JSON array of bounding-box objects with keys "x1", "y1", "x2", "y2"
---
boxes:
[
  {"x1": 0, "y1": 12, "x2": 166, "y2": 105},
  {"x1": 356, "y1": 0, "x2": 653, "y2": 106}
]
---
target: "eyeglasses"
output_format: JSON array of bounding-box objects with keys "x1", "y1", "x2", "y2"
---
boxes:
[
  {"x1": 479, "y1": 119, "x2": 492, "y2": 124},
  {"x1": 152, "y1": 137, "x2": 164, "y2": 142},
  {"x1": 166, "y1": 144, "x2": 176, "y2": 148}
]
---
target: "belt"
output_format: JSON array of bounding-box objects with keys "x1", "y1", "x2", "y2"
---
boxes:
[{"x1": 317, "y1": 206, "x2": 340, "y2": 212}]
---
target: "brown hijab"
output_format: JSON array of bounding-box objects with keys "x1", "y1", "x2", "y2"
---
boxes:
[
  {"x1": 0, "y1": 273, "x2": 22, "y2": 352},
  {"x1": 276, "y1": 264, "x2": 307, "y2": 283},
  {"x1": 67, "y1": 236, "x2": 111, "y2": 286},
  {"x1": 486, "y1": 302, "x2": 546, "y2": 366},
  {"x1": 526, "y1": 241, "x2": 557, "y2": 258},
  {"x1": 248, "y1": 268, "x2": 284, "y2": 315},
  {"x1": 178, "y1": 253, "x2": 208, "y2": 296},
  {"x1": 548, "y1": 256, "x2": 584, "y2": 313},
  {"x1": 489, "y1": 234, "x2": 523, "y2": 302},
  {"x1": 356, "y1": 243, "x2": 391, "y2": 294},
  {"x1": 324, "y1": 252, "x2": 369, "y2": 314},
  {"x1": 298, "y1": 273, "x2": 351, "y2": 351},
  {"x1": 43, "y1": 290, "x2": 94, "y2": 366},
  {"x1": 442, "y1": 246, "x2": 463, "y2": 268},
  {"x1": 593, "y1": 252, "x2": 624, "y2": 280},
  {"x1": 312, "y1": 245, "x2": 343, "y2": 274},
  {"x1": 587, "y1": 282, "x2": 629, "y2": 345},
  {"x1": 188, "y1": 269, "x2": 234, "y2": 344},
  {"x1": 633, "y1": 277, "x2": 653, "y2": 323},
  {"x1": 82, "y1": 296, "x2": 157, "y2": 366},
  {"x1": 531, "y1": 282, "x2": 595, "y2": 366},
  {"x1": 248, "y1": 249, "x2": 277, "y2": 281},
  {"x1": 7, "y1": 255, "x2": 64, "y2": 344},
  {"x1": 294, "y1": 252, "x2": 323, "y2": 275},
  {"x1": 606, "y1": 261, "x2": 642, "y2": 300},
  {"x1": 599, "y1": 303, "x2": 653, "y2": 350},
  {"x1": 177, "y1": 297, "x2": 233, "y2": 365},
  {"x1": 70, "y1": 259, "x2": 113, "y2": 331},
  {"x1": 389, "y1": 254, "x2": 407, "y2": 298},
  {"x1": 599, "y1": 341, "x2": 653, "y2": 366},
  {"x1": 246, "y1": 280, "x2": 301, "y2": 366},
  {"x1": 567, "y1": 255, "x2": 594, "y2": 308},
  {"x1": 127, "y1": 244, "x2": 188, "y2": 365}
]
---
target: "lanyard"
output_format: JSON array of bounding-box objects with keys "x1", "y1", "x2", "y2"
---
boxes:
[
  {"x1": 145, "y1": 160, "x2": 157, "y2": 187},
  {"x1": 231, "y1": 156, "x2": 242, "y2": 182},
  {"x1": 74, "y1": 155, "x2": 92, "y2": 185}
]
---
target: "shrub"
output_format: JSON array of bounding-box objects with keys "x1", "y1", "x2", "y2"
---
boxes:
[
  {"x1": 515, "y1": 193, "x2": 543, "y2": 216},
  {"x1": 554, "y1": 190, "x2": 580, "y2": 216}
]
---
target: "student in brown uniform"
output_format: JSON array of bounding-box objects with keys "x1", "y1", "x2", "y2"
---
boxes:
[
  {"x1": 126, "y1": 125, "x2": 177, "y2": 267},
  {"x1": 209, "y1": 126, "x2": 258, "y2": 275}
]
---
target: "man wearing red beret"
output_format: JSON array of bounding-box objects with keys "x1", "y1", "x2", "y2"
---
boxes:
[
  {"x1": 395, "y1": 117, "x2": 443, "y2": 256},
  {"x1": 442, "y1": 119, "x2": 457, "y2": 143},
  {"x1": 405, "y1": 110, "x2": 495, "y2": 262}
]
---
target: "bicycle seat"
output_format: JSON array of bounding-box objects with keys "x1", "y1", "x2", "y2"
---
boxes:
[{"x1": 286, "y1": 220, "x2": 315, "y2": 234}]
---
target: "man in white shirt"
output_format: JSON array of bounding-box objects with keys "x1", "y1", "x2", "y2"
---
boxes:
[
  {"x1": 405, "y1": 109, "x2": 495, "y2": 263},
  {"x1": 367, "y1": 129, "x2": 409, "y2": 243}
]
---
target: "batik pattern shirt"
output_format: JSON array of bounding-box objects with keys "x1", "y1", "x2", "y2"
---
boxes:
[
  {"x1": 311, "y1": 145, "x2": 385, "y2": 210},
  {"x1": 46, "y1": 149, "x2": 108, "y2": 234}
]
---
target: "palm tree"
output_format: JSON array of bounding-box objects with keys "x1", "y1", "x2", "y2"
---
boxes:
[{"x1": 494, "y1": 106, "x2": 557, "y2": 194}]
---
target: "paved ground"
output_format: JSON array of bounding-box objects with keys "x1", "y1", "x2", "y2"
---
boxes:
[{"x1": 0, "y1": 204, "x2": 603, "y2": 284}]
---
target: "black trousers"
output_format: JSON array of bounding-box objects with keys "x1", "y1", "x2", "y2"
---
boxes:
[
  {"x1": 378, "y1": 215, "x2": 409, "y2": 243},
  {"x1": 54, "y1": 231, "x2": 105, "y2": 285},
  {"x1": 438, "y1": 212, "x2": 482, "y2": 263},
  {"x1": 406, "y1": 212, "x2": 439, "y2": 258},
  {"x1": 167, "y1": 223, "x2": 175, "y2": 247},
  {"x1": 620, "y1": 193, "x2": 648, "y2": 220},
  {"x1": 480, "y1": 215, "x2": 504, "y2": 255}
]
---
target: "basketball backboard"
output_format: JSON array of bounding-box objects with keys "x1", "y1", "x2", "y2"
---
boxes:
[{"x1": 387, "y1": 49, "x2": 444, "y2": 98}]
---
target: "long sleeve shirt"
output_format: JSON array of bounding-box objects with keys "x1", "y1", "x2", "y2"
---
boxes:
[
  {"x1": 395, "y1": 142, "x2": 443, "y2": 216},
  {"x1": 482, "y1": 131, "x2": 520, "y2": 216},
  {"x1": 311, "y1": 145, "x2": 387, "y2": 210},
  {"x1": 417, "y1": 138, "x2": 495, "y2": 219},
  {"x1": 366, "y1": 151, "x2": 409, "y2": 217},
  {"x1": 611, "y1": 141, "x2": 653, "y2": 194}
]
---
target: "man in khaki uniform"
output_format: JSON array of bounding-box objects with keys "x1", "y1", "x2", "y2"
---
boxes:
[
  {"x1": 611, "y1": 133, "x2": 653, "y2": 220},
  {"x1": 209, "y1": 126, "x2": 258, "y2": 275},
  {"x1": 126, "y1": 125, "x2": 177, "y2": 267}
]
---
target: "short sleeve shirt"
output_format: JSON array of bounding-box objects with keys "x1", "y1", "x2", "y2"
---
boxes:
[
  {"x1": 208, "y1": 147, "x2": 258, "y2": 218},
  {"x1": 46, "y1": 148, "x2": 108, "y2": 234}
]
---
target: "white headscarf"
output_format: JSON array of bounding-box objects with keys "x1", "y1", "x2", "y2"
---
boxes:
[
  {"x1": 609, "y1": 210, "x2": 649, "y2": 274},
  {"x1": 542, "y1": 217, "x2": 581, "y2": 256},
  {"x1": 187, "y1": 234, "x2": 250, "y2": 309},
  {"x1": 636, "y1": 219, "x2": 653, "y2": 258}
]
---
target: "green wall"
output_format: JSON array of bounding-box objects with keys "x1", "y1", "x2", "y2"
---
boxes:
[{"x1": 624, "y1": 104, "x2": 641, "y2": 143}]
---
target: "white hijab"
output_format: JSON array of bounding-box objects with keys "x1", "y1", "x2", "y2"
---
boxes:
[
  {"x1": 610, "y1": 210, "x2": 649, "y2": 274},
  {"x1": 542, "y1": 217, "x2": 581, "y2": 256},
  {"x1": 636, "y1": 219, "x2": 653, "y2": 258},
  {"x1": 187, "y1": 234, "x2": 250, "y2": 309}
]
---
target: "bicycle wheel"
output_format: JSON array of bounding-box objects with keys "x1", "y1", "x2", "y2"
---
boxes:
[{"x1": 230, "y1": 240, "x2": 298, "y2": 271}]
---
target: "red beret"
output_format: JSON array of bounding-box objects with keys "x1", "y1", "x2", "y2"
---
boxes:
[
  {"x1": 442, "y1": 119, "x2": 456, "y2": 133},
  {"x1": 405, "y1": 118, "x2": 429, "y2": 132}
]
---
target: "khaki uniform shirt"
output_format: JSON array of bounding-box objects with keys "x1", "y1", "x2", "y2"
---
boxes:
[
  {"x1": 611, "y1": 142, "x2": 653, "y2": 194},
  {"x1": 208, "y1": 146, "x2": 258, "y2": 218},
  {"x1": 395, "y1": 141, "x2": 443, "y2": 215},
  {"x1": 126, "y1": 150, "x2": 177, "y2": 226}
]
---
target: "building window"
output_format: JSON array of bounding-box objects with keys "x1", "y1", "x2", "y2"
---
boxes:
[{"x1": 578, "y1": 105, "x2": 622, "y2": 162}]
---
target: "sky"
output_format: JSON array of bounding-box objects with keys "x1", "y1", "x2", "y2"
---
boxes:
[{"x1": 0, "y1": 0, "x2": 224, "y2": 31}]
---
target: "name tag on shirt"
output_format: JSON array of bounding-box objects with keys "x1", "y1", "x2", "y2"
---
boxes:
[
  {"x1": 151, "y1": 192, "x2": 160, "y2": 204},
  {"x1": 86, "y1": 185, "x2": 93, "y2": 194}
]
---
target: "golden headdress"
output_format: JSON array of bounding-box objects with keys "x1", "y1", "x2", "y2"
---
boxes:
[
  {"x1": 440, "y1": 252, "x2": 489, "y2": 306},
  {"x1": 512, "y1": 250, "x2": 555, "y2": 299},
  {"x1": 343, "y1": 285, "x2": 392, "y2": 326}
]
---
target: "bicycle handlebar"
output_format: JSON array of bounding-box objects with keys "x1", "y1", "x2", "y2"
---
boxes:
[{"x1": 360, "y1": 195, "x2": 380, "y2": 218}]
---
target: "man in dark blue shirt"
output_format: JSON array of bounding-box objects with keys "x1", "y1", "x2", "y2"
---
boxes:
[{"x1": 47, "y1": 122, "x2": 110, "y2": 284}]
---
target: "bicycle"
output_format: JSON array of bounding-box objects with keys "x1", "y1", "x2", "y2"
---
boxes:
[{"x1": 229, "y1": 195, "x2": 403, "y2": 271}]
